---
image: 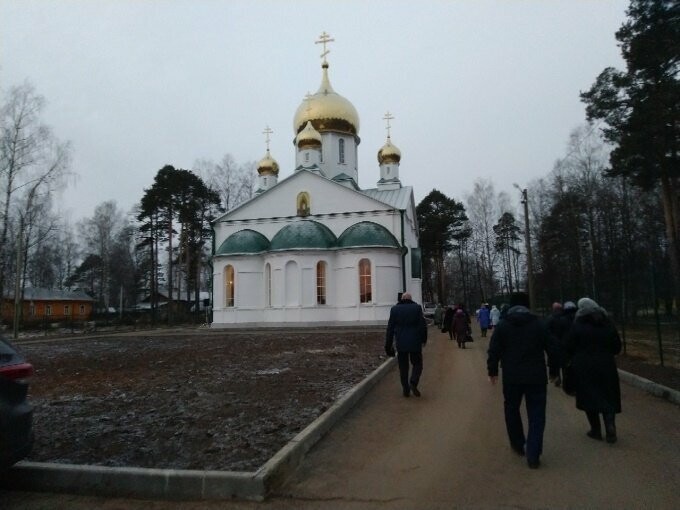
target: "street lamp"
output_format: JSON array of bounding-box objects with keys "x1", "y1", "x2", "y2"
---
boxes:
[{"x1": 514, "y1": 184, "x2": 536, "y2": 309}]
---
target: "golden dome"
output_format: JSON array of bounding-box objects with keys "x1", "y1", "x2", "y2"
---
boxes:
[
  {"x1": 257, "y1": 149, "x2": 279, "y2": 176},
  {"x1": 296, "y1": 121, "x2": 322, "y2": 148},
  {"x1": 293, "y1": 63, "x2": 360, "y2": 136},
  {"x1": 378, "y1": 137, "x2": 401, "y2": 164}
]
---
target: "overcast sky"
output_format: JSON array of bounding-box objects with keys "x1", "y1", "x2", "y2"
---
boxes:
[{"x1": 1, "y1": 0, "x2": 629, "y2": 224}]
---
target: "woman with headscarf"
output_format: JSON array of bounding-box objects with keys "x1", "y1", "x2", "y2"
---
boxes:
[{"x1": 566, "y1": 297, "x2": 622, "y2": 443}]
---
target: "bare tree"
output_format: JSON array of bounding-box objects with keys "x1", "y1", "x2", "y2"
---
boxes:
[
  {"x1": 77, "y1": 201, "x2": 127, "y2": 312},
  {"x1": 0, "y1": 82, "x2": 71, "y2": 306},
  {"x1": 194, "y1": 154, "x2": 255, "y2": 212}
]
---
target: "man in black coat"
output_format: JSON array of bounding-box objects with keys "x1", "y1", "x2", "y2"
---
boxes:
[
  {"x1": 487, "y1": 294, "x2": 557, "y2": 469},
  {"x1": 385, "y1": 292, "x2": 428, "y2": 397}
]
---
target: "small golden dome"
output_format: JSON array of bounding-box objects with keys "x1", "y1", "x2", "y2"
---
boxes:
[
  {"x1": 257, "y1": 149, "x2": 279, "y2": 176},
  {"x1": 378, "y1": 137, "x2": 401, "y2": 164},
  {"x1": 296, "y1": 121, "x2": 322, "y2": 149},
  {"x1": 293, "y1": 63, "x2": 360, "y2": 136}
]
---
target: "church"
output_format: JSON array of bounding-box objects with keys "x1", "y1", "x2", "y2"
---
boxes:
[{"x1": 211, "y1": 33, "x2": 422, "y2": 327}]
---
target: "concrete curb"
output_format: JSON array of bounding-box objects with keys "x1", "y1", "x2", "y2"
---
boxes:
[
  {"x1": 2, "y1": 358, "x2": 396, "y2": 501},
  {"x1": 618, "y1": 369, "x2": 680, "y2": 405}
]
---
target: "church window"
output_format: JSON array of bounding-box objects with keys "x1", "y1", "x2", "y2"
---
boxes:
[
  {"x1": 46, "y1": 304, "x2": 52, "y2": 316},
  {"x1": 386, "y1": 167, "x2": 390, "y2": 175},
  {"x1": 338, "y1": 139, "x2": 345, "y2": 164},
  {"x1": 265, "y1": 263, "x2": 272, "y2": 307},
  {"x1": 316, "y1": 261, "x2": 326, "y2": 305},
  {"x1": 297, "y1": 191, "x2": 310, "y2": 217},
  {"x1": 225, "y1": 265, "x2": 235, "y2": 307},
  {"x1": 264, "y1": 177, "x2": 268, "y2": 186},
  {"x1": 359, "y1": 258, "x2": 372, "y2": 303},
  {"x1": 64, "y1": 304, "x2": 71, "y2": 316},
  {"x1": 305, "y1": 152, "x2": 309, "y2": 162}
]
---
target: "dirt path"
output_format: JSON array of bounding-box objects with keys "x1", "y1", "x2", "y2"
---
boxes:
[{"x1": 3, "y1": 326, "x2": 679, "y2": 509}]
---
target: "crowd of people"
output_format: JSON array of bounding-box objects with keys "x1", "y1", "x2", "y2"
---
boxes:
[{"x1": 386, "y1": 292, "x2": 623, "y2": 470}]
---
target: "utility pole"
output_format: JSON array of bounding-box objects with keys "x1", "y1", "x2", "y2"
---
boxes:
[{"x1": 518, "y1": 187, "x2": 536, "y2": 309}]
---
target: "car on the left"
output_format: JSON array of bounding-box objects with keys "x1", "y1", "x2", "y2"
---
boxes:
[{"x1": 0, "y1": 334, "x2": 34, "y2": 470}]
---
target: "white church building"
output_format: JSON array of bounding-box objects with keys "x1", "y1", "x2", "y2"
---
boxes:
[{"x1": 211, "y1": 33, "x2": 422, "y2": 327}]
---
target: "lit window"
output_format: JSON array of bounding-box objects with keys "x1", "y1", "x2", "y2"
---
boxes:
[
  {"x1": 359, "y1": 258, "x2": 372, "y2": 303},
  {"x1": 225, "y1": 265, "x2": 235, "y2": 307},
  {"x1": 265, "y1": 263, "x2": 271, "y2": 307},
  {"x1": 46, "y1": 304, "x2": 52, "y2": 316},
  {"x1": 339, "y1": 139, "x2": 345, "y2": 164},
  {"x1": 317, "y1": 261, "x2": 326, "y2": 305}
]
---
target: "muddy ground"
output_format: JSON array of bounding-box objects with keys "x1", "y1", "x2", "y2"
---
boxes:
[{"x1": 19, "y1": 328, "x2": 385, "y2": 472}]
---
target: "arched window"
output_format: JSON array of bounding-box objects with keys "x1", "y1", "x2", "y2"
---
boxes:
[
  {"x1": 338, "y1": 139, "x2": 345, "y2": 164},
  {"x1": 264, "y1": 263, "x2": 271, "y2": 307},
  {"x1": 305, "y1": 152, "x2": 309, "y2": 162},
  {"x1": 316, "y1": 261, "x2": 326, "y2": 305},
  {"x1": 225, "y1": 265, "x2": 235, "y2": 307},
  {"x1": 359, "y1": 258, "x2": 372, "y2": 303}
]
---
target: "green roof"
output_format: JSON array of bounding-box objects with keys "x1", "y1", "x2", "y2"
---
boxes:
[
  {"x1": 338, "y1": 221, "x2": 400, "y2": 248},
  {"x1": 216, "y1": 229, "x2": 270, "y2": 255},
  {"x1": 270, "y1": 220, "x2": 338, "y2": 250}
]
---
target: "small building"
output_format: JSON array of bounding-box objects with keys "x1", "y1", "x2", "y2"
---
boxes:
[{"x1": 1, "y1": 288, "x2": 95, "y2": 324}]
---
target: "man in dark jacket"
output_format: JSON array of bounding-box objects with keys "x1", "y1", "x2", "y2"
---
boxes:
[
  {"x1": 487, "y1": 295, "x2": 557, "y2": 469},
  {"x1": 385, "y1": 292, "x2": 428, "y2": 397}
]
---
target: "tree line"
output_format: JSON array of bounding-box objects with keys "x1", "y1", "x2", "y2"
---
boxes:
[
  {"x1": 0, "y1": 81, "x2": 255, "y2": 326},
  {"x1": 417, "y1": 0, "x2": 678, "y2": 327}
]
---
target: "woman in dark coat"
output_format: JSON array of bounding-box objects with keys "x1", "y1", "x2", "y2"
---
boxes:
[
  {"x1": 443, "y1": 306, "x2": 455, "y2": 340},
  {"x1": 451, "y1": 308, "x2": 470, "y2": 348},
  {"x1": 566, "y1": 297, "x2": 622, "y2": 443}
]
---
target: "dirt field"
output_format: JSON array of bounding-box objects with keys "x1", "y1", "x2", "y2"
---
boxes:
[{"x1": 18, "y1": 328, "x2": 385, "y2": 472}]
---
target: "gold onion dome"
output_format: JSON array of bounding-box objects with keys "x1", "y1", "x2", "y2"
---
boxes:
[
  {"x1": 378, "y1": 137, "x2": 401, "y2": 164},
  {"x1": 296, "y1": 121, "x2": 322, "y2": 148},
  {"x1": 293, "y1": 63, "x2": 360, "y2": 136},
  {"x1": 257, "y1": 149, "x2": 279, "y2": 176}
]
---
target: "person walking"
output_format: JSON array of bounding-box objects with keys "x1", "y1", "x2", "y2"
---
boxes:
[
  {"x1": 478, "y1": 303, "x2": 491, "y2": 337},
  {"x1": 566, "y1": 297, "x2": 622, "y2": 443},
  {"x1": 434, "y1": 303, "x2": 444, "y2": 328},
  {"x1": 451, "y1": 308, "x2": 470, "y2": 348},
  {"x1": 385, "y1": 292, "x2": 428, "y2": 397},
  {"x1": 487, "y1": 294, "x2": 557, "y2": 469},
  {"x1": 490, "y1": 305, "x2": 501, "y2": 329},
  {"x1": 443, "y1": 305, "x2": 455, "y2": 340}
]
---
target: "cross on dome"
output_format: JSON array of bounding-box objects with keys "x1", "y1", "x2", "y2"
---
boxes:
[
  {"x1": 383, "y1": 111, "x2": 395, "y2": 138},
  {"x1": 315, "y1": 31, "x2": 335, "y2": 63},
  {"x1": 262, "y1": 125, "x2": 273, "y2": 151}
]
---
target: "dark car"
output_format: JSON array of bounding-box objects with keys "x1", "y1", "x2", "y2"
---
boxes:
[{"x1": 0, "y1": 335, "x2": 34, "y2": 470}]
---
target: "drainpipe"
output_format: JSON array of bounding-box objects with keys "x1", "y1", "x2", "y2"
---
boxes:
[{"x1": 400, "y1": 210, "x2": 407, "y2": 293}]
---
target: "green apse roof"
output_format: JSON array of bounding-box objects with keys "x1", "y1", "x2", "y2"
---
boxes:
[
  {"x1": 270, "y1": 220, "x2": 338, "y2": 250},
  {"x1": 338, "y1": 221, "x2": 400, "y2": 248},
  {"x1": 216, "y1": 229, "x2": 270, "y2": 255}
]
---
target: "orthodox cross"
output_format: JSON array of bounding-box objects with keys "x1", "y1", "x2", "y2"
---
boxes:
[
  {"x1": 262, "y1": 125, "x2": 273, "y2": 151},
  {"x1": 383, "y1": 111, "x2": 395, "y2": 138},
  {"x1": 315, "y1": 31, "x2": 334, "y2": 63}
]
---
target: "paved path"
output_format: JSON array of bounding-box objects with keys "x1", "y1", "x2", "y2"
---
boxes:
[{"x1": 3, "y1": 326, "x2": 679, "y2": 509}]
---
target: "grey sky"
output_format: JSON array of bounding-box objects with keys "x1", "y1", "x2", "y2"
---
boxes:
[{"x1": 1, "y1": 0, "x2": 629, "y2": 223}]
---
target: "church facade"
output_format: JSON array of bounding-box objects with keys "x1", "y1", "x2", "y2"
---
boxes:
[{"x1": 211, "y1": 34, "x2": 422, "y2": 327}]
